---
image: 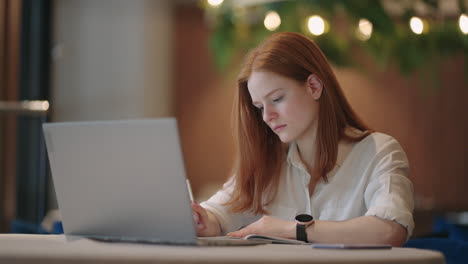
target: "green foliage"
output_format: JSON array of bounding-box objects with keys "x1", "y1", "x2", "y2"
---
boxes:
[{"x1": 204, "y1": 0, "x2": 468, "y2": 80}]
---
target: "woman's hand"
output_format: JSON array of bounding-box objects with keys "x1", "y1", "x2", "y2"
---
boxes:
[
  {"x1": 191, "y1": 202, "x2": 207, "y2": 234},
  {"x1": 227, "y1": 216, "x2": 295, "y2": 239},
  {"x1": 191, "y1": 202, "x2": 221, "y2": 237}
]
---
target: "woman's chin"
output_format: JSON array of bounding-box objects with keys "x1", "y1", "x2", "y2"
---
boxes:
[{"x1": 278, "y1": 135, "x2": 294, "y2": 143}]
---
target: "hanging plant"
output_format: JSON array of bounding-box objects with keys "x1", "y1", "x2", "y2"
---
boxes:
[{"x1": 202, "y1": 0, "x2": 468, "y2": 81}]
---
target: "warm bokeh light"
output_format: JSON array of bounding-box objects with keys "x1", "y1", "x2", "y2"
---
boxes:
[
  {"x1": 207, "y1": 0, "x2": 223, "y2": 7},
  {"x1": 410, "y1": 17, "x2": 424, "y2": 34},
  {"x1": 460, "y1": 14, "x2": 468, "y2": 34},
  {"x1": 307, "y1": 15, "x2": 325, "y2": 36},
  {"x1": 356, "y1": 18, "x2": 373, "y2": 41},
  {"x1": 23, "y1": 100, "x2": 49, "y2": 111},
  {"x1": 42, "y1": 101, "x2": 50, "y2": 111},
  {"x1": 264, "y1": 11, "x2": 281, "y2": 31}
]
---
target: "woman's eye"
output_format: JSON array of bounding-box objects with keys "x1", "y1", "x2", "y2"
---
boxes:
[{"x1": 273, "y1": 96, "x2": 283, "y2": 103}]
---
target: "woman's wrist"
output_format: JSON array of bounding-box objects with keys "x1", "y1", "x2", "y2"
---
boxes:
[
  {"x1": 205, "y1": 210, "x2": 222, "y2": 236},
  {"x1": 284, "y1": 220, "x2": 297, "y2": 239}
]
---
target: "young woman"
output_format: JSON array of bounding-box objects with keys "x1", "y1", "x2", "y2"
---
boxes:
[{"x1": 191, "y1": 32, "x2": 414, "y2": 246}]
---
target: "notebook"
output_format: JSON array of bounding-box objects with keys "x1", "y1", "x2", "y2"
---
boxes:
[{"x1": 43, "y1": 118, "x2": 266, "y2": 246}]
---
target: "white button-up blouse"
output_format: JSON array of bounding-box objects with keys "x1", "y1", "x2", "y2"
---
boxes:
[{"x1": 201, "y1": 132, "x2": 415, "y2": 239}]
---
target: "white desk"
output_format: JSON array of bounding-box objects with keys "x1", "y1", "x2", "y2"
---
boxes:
[{"x1": 0, "y1": 234, "x2": 445, "y2": 264}]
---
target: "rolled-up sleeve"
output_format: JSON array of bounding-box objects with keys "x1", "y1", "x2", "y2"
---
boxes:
[
  {"x1": 200, "y1": 178, "x2": 260, "y2": 234},
  {"x1": 364, "y1": 137, "x2": 415, "y2": 240}
]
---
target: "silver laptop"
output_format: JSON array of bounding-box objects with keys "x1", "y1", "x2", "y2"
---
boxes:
[{"x1": 43, "y1": 118, "x2": 263, "y2": 246}]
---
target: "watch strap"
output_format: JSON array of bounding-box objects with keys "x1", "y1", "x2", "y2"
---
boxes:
[{"x1": 296, "y1": 223, "x2": 308, "y2": 243}]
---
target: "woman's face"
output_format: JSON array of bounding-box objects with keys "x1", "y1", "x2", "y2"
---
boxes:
[{"x1": 247, "y1": 71, "x2": 319, "y2": 143}]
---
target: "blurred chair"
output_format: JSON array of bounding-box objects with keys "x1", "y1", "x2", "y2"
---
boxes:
[{"x1": 404, "y1": 214, "x2": 468, "y2": 264}]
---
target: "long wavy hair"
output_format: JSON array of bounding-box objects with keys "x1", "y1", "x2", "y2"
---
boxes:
[{"x1": 224, "y1": 32, "x2": 371, "y2": 214}]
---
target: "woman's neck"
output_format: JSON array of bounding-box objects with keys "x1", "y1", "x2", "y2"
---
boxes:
[{"x1": 296, "y1": 123, "x2": 318, "y2": 170}]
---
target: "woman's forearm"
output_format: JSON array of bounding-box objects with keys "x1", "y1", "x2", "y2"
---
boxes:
[{"x1": 298, "y1": 216, "x2": 407, "y2": 246}]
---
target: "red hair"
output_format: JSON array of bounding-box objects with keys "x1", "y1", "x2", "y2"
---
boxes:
[{"x1": 225, "y1": 32, "x2": 371, "y2": 214}]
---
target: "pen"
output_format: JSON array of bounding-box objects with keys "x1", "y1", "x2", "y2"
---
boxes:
[
  {"x1": 186, "y1": 179, "x2": 195, "y2": 202},
  {"x1": 186, "y1": 179, "x2": 201, "y2": 226}
]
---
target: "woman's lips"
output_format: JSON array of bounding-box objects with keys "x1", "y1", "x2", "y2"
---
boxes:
[{"x1": 274, "y1": 125, "x2": 286, "y2": 131}]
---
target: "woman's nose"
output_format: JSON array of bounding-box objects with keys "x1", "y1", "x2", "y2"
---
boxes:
[{"x1": 263, "y1": 106, "x2": 277, "y2": 123}]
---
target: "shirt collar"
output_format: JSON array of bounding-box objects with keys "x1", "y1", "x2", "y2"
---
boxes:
[
  {"x1": 287, "y1": 140, "x2": 351, "y2": 172},
  {"x1": 286, "y1": 141, "x2": 308, "y2": 171}
]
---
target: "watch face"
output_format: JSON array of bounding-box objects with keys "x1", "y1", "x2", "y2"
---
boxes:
[{"x1": 295, "y1": 214, "x2": 313, "y2": 222}]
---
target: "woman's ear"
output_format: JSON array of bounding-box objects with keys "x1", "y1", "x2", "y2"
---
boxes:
[{"x1": 306, "y1": 74, "x2": 323, "y2": 100}]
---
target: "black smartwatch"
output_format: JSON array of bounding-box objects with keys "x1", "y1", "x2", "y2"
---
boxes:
[{"x1": 295, "y1": 214, "x2": 314, "y2": 243}]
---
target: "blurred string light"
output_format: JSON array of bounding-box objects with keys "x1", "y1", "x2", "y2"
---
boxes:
[
  {"x1": 409, "y1": 16, "x2": 425, "y2": 34},
  {"x1": 40, "y1": 101, "x2": 50, "y2": 111},
  {"x1": 307, "y1": 15, "x2": 326, "y2": 36},
  {"x1": 356, "y1": 18, "x2": 373, "y2": 41},
  {"x1": 0, "y1": 100, "x2": 49, "y2": 113},
  {"x1": 460, "y1": 14, "x2": 468, "y2": 34},
  {"x1": 264, "y1": 11, "x2": 281, "y2": 31},
  {"x1": 204, "y1": 1, "x2": 468, "y2": 75},
  {"x1": 207, "y1": 0, "x2": 223, "y2": 7}
]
